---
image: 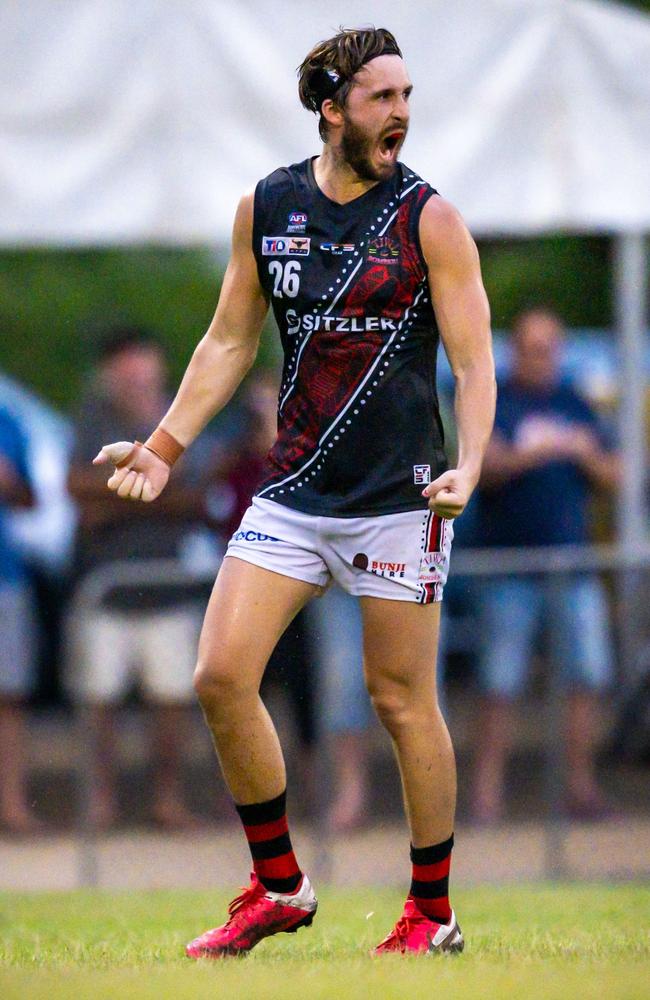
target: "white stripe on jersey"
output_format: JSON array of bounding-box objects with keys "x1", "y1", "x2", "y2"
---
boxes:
[{"x1": 258, "y1": 278, "x2": 427, "y2": 500}]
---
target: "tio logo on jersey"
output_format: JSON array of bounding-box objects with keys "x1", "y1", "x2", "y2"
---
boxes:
[{"x1": 263, "y1": 236, "x2": 311, "y2": 256}]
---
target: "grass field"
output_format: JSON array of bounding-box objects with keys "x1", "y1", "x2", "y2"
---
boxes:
[{"x1": 1, "y1": 883, "x2": 649, "y2": 999}]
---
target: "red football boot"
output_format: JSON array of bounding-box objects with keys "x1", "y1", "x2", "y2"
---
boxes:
[
  {"x1": 373, "y1": 898, "x2": 464, "y2": 955},
  {"x1": 186, "y1": 872, "x2": 317, "y2": 958}
]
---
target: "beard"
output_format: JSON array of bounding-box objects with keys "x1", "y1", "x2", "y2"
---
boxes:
[{"x1": 340, "y1": 116, "x2": 400, "y2": 182}]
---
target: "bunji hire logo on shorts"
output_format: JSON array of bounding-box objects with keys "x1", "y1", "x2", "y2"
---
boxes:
[
  {"x1": 367, "y1": 236, "x2": 400, "y2": 264},
  {"x1": 287, "y1": 211, "x2": 308, "y2": 233},
  {"x1": 262, "y1": 236, "x2": 311, "y2": 256},
  {"x1": 413, "y1": 464, "x2": 431, "y2": 485},
  {"x1": 353, "y1": 553, "x2": 406, "y2": 579},
  {"x1": 320, "y1": 242, "x2": 356, "y2": 255}
]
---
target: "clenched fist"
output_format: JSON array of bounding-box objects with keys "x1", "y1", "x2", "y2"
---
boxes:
[
  {"x1": 422, "y1": 468, "x2": 476, "y2": 519},
  {"x1": 93, "y1": 441, "x2": 170, "y2": 502}
]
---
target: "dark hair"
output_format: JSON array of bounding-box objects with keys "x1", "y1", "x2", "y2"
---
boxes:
[
  {"x1": 94, "y1": 325, "x2": 164, "y2": 363},
  {"x1": 298, "y1": 26, "x2": 402, "y2": 140}
]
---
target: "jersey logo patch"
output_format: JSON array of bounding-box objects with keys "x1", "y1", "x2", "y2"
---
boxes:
[
  {"x1": 262, "y1": 236, "x2": 310, "y2": 256},
  {"x1": 413, "y1": 464, "x2": 431, "y2": 484},
  {"x1": 367, "y1": 236, "x2": 400, "y2": 264},
  {"x1": 320, "y1": 242, "x2": 355, "y2": 255},
  {"x1": 287, "y1": 211, "x2": 307, "y2": 233}
]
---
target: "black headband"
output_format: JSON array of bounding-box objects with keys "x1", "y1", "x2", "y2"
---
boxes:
[{"x1": 306, "y1": 41, "x2": 401, "y2": 114}]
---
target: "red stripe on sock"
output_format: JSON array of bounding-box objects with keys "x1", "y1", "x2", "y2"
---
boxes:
[
  {"x1": 411, "y1": 857, "x2": 451, "y2": 882},
  {"x1": 243, "y1": 816, "x2": 289, "y2": 843},
  {"x1": 255, "y1": 851, "x2": 300, "y2": 882}
]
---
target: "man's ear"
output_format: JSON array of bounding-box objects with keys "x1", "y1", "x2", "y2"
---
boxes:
[{"x1": 321, "y1": 98, "x2": 344, "y2": 130}]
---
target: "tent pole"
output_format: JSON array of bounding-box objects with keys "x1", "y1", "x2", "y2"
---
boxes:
[{"x1": 614, "y1": 232, "x2": 648, "y2": 687}]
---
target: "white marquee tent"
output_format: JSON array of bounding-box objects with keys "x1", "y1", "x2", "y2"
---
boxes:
[
  {"x1": 1, "y1": 0, "x2": 648, "y2": 547},
  {"x1": 1, "y1": 0, "x2": 649, "y2": 242}
]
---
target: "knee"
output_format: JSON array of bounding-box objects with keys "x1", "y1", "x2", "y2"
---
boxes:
[
  {"x1": 193, "y1": 653, "x2": 248, "y2": 713},
  {"x1": 369, "y1": 686, "x2": 416, "y2": 735}
]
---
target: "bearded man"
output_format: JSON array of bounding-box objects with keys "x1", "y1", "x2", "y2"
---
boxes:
[{"x1": 96, "y1": 26, "x2": 495, "y2": 957}]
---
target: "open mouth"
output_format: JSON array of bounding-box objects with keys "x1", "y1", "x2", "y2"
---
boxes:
[{"x1": 379, "y1": 131, "x2": 405, "y2": 160}]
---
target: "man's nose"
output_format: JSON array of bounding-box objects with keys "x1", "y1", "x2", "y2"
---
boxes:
[{"x1": 392, "y1": 97, "x2": 409, "y2": 122}]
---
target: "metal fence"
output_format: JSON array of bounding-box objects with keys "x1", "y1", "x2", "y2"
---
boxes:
[{"x1": 68, "y1": 541, "x2": 650, "y2": 885}]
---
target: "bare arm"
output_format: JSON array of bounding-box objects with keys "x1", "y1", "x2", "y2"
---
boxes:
[
  {"x1": 157, "y1": 192, "x2": 268, "y2": 447},
  {"x1": 419, "y1": 197, "x2": 496, "y2": 517},
  {"x1": 94, "y1": 191, "x2": 268, "y2": 501}
]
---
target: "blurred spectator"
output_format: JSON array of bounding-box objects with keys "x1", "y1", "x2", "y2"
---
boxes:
[
  {"x1": 472, "y1": 308, "x2": 621, "y2": 823},
  {"x1": 0, "y1": 404, "x2": 37, "y2": 833},
  {"x1": 0, "y1": 373, "x2": 76, "y2": 707},
  {"x1": 67, "y1": 328, "x2": 206, "y2": 829}
]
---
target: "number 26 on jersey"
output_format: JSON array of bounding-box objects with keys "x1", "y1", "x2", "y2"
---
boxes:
[{"x1": 268, "y1": 261, "x2": 301, "y2": 298}]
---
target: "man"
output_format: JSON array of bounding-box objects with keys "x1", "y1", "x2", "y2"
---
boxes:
[
  {"x1": 472, "y1": 308, "x2": 619, "y2": 823},
  {"x1": 95, "y1": 28, "x2": 495, "y2": 955},
  {"x1": 68, "y1": 328, "x2": 206, "y2": 829}
]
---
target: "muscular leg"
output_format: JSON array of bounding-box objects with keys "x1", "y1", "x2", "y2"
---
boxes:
[
  {"x1": 193, "y1": 557, "x2": 321, "y2": 804},
  {"x1": 361, "y1": 598, "x2": 455, "y2": 846}
]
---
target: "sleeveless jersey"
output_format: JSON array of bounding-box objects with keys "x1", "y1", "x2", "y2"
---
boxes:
[{"x1": 252, "y1": 157, "x2": 447, "y2": 517}]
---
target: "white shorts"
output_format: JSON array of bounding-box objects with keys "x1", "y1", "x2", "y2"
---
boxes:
[
  {"x1": 67, "y1": 607, "x2": 200, "y2": 703},
  {"x1": 226, "y1": 497, "x2": 454, "y2": 604}
]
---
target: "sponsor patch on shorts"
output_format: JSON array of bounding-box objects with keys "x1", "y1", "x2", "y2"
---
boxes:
[
  {"x1": 232, "y1": 530, "x2": 280, "y2": 542},
  {"x1": 418, "y1": 551, "x2": 447, "y2": 581},
  {"x1": 352, "y1": 553, "x2": 406, "y2": 579}
]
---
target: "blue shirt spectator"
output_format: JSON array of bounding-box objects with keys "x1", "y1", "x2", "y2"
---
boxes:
[
  {"x1": 476, "y1": 379, "x2": 612, "y2": 548},
  {"x1": 470, "y1": 308, "x2": 620, "y2": 825}
]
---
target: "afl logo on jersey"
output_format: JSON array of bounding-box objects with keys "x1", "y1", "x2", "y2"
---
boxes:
[
  {"x1": 287, "y1": 211, "x2": 308, "y2": 233},
  {"x1": 262, "y1": 236, "x2": 311, "y2": 256},
  {"x1": 367, "y1": 236, "x2": 400, "y2": 264}
]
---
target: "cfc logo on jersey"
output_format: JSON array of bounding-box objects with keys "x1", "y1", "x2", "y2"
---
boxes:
[
  {"x1": 320, "y1": 242, "x2": 356, "y2": 255},
  {"x1": 262, "y1": 236, "x2": 310, "y2": 256}
]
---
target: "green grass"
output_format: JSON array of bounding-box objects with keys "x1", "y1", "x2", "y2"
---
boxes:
[{"x1": 1, "y1": 884, "x2": 648, "y2": 999}]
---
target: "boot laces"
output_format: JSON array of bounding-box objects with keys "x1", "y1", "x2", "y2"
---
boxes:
[
  {"x1": 226, "y1": 879, "x2": 265, "y2": 923},
  {"x1": 382, "y1": 913, "x2": 420, "y2": 949}
]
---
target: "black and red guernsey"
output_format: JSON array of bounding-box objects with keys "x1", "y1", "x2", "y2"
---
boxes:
[{"x1": 252, "y1": 157, "x2": 448, "y2": 517}]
